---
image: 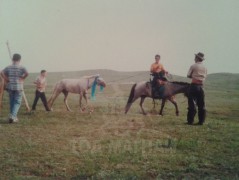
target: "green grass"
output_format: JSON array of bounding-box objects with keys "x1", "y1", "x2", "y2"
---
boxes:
[{"x1": 0, "y1": 71, "x2": 238, "y2": 179}]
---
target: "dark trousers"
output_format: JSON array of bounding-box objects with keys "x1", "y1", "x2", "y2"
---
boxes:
[
  {"x1": 187, "y1": 84, "x2": 206, "y2": 124},
  {"x1": 151, "y1": 76, "x2": 166, "y2": 98},
  {"x1": 32, "y1": 90, "x2": 50, "y2": 111}
]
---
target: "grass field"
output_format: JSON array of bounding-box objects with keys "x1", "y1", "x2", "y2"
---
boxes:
[{"x1": 0, "y1": 70, "x2": 239, "y2": 179}]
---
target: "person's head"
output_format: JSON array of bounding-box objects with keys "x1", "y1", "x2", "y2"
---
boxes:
[
  {"x1": 155, "y1": 54, "x2": 160, "y2": 63},
  {"x1": 40, "y1": 70, "x2": 47, "y2": 77},
  {"x1": 194, "y1": 52, "x2": 205, "y2": 62},
  {"x1": 12, "y1": 53, "x2": 21, "y2": 62}
]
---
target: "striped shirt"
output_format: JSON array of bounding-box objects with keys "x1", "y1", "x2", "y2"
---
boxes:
[{"x1": 3, "y1": 64, "x2": 28, "y2": 91}]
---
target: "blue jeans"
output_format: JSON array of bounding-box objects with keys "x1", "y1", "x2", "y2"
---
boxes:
[{"x1": 8, "y1": 90, "x2": 23, "y2": 119}]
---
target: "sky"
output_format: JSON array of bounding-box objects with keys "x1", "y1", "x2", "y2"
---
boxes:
[{"x1": 0, "y1": 0, "x2": 239, "y2": 76}]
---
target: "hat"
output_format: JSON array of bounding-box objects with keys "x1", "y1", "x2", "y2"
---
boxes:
[{"x1": 195, "y1": 52, "x2": 205, "y2": 61}]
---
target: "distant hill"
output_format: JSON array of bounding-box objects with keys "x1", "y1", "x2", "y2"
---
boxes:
[{"x1": 206, "y1": 73, "x2": 239, "y2": 90}]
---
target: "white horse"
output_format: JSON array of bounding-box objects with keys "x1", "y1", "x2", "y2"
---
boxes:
[{"x1": 47, "y1": 74, "x2": 106, "y2": 111}]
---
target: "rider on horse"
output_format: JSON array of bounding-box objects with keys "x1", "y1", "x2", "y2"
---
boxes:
[{"x1": 150, "y1": 54, "x2": 168, "y2": 98}]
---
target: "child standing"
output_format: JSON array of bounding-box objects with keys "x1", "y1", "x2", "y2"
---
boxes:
[{"x1": 31, "y1": 70, "x2": 51, "y2": 111}]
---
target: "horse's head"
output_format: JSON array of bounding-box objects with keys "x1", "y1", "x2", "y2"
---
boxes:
[
  {"x1": 96, "y1": 77, "x2": 106, "y2": 88},
  {"x1": 91, "y1": 76, "x2": 106, "y2": 100}
]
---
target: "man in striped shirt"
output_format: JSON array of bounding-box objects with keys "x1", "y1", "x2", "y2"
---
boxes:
[{"x1": 1, "y1": 54, "x2": 28, "y2": 123}]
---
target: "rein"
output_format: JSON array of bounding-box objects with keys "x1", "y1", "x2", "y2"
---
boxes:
[
  {"x1": 91, "y1": 77, "x2": 98, "y2": 100},
  {"x1": 88, "y1": 76, "x2": 105, "y2": 100}
]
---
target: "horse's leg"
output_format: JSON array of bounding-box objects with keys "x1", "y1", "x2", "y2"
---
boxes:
[
  {"x1": 82, "y1": 92, "x2": 92, "y2": 113},
  {"x1": 153, "y1": 99, "x2": 156, "y2": 109},
  {"x1": 139, "y1": 96, "x2": 147, "y2": 115},
  {"x1": 159, "y1": 98, "x2": 166, "y2": 116},
  {"x1": 63, "y1": 90, "x2": 72, "y2": 112},
  {"x1": 83, "y1": 93, "x2": 88, "y2": 106},
  {"x1": 79, "y1": 93, "x2": 84, "y2": 112},
  {"x1": 168, "y1": 96, "x2": 179, "y2": 116},
  {"x1": 83, "y1": 93, "x2": 89, "y2": 110}
]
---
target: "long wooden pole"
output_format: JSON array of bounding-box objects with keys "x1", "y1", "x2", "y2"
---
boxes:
[{"x1": 6, "y1": 41, "x2": 30, "y2": 112}]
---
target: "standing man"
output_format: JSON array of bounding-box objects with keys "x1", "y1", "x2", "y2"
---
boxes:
[
  {"x1": 1, "y1": 54, "x2": 28, "y2": 123},
  {"x1": 187, "y1": 52, "x2": 207, "y2": 125},
  {"x1": 31, "y1": 70, "x2": 51, "y2": 111}
]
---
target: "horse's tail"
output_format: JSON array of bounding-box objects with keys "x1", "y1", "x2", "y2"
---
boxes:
[
  {"x1": 125, "y1": 83, "x2": 137, "y2": 114},
  {"x1": 47, "y1": 81, "x2": 61, "y2": 108}
]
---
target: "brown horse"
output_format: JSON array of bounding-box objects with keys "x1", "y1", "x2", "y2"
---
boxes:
[{"x1": 125, "y1": 81, "x2": 190, "y2": 115}]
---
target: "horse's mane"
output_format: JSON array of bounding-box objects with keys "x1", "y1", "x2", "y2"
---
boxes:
[
  {"x1": 170, "y1": 81, "x2": 190, "y2": 85},
  {"x1": 83, "y1": 74, "x2": 99, "y2": 79},
  {"x1": 169, "y1": 81, "x2": 190, "y2": 97}
]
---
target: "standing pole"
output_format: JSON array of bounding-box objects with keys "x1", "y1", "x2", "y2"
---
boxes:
[
  {"x1": 6, "y1": 41, "x2": 12, "y2": 59},
  {"x1": 6, "y1": 41, "x2": 30, "y2": 112}
]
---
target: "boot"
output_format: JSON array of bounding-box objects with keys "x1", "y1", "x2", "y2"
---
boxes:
[
  {"x1": 198, "y1": 109, "x2": 206, "y2": 125},
  {"x1": 187, "y1": 108, "x2": 196, "y2": 125}
]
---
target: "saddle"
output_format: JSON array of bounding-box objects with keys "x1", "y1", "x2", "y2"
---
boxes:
[{"x1": 150, "y1": 72, "x2": 167, "y2": 99}]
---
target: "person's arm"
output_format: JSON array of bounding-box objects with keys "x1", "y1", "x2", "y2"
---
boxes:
[
  {"x1": 22, "y1": 72, "x2": 28, "y2": 80},
  {"x1": 1, "y1": 68, "x2": 9, "y2": 82},
  {"x1": 161, "y1": 64, "x2": 168, "y2": 74},
  {"x1": 34, "y1": 77, "x2": 44, "y2": 89},
  {"x1": 150, "y1": 64, "x2": 155, "y2": 73},
  {"x1": 33, "y1": 76, "x2": 39, "y2": 85},
  {"x1": 44, "y1": 79, "x2": 47, "y2": 88},
  {"x1": 19, "y1": 72, "x2": 28, "y2": 83},
  {"x1": 41, "y1": 78, "x2": 47, "y2": 88},
  {"x1": 19, "y1": 67, "x2": 29, "y2": 82},
  {"x1": 187, "y1": 66, "x2": 193, "y2": 78}
]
